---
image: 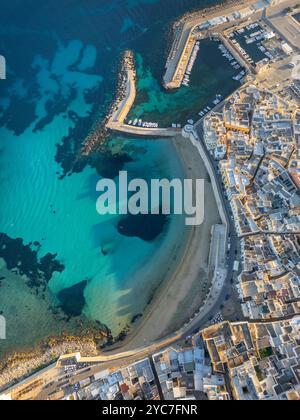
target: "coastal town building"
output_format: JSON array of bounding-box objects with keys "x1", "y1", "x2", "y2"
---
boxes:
[
  {"x1": 202, "y1": 318, "x2": 300, "y2": 400},
  {"x1": 203, "y1": 84, "x2": 300, "y2": 321},
  {"x1": 152, "y1": 335, "x2": 229, "y2": 400},
  {"x1": 60, "y1": 357, "x2": 159, "y2": 401}
]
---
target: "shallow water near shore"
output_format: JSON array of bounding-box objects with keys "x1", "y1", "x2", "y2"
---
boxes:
[{"x1": 0, "y1": 0, "x2": 227, "y2": 357}]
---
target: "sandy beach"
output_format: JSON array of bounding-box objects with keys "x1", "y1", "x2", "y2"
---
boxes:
[{"x1": 116, "y1": 134, "x2": 221, "y2": 351}]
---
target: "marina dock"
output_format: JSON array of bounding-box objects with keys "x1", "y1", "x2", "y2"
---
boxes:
[{"x1": 163, "y1": 0, "x2": 260, "y2": 89}]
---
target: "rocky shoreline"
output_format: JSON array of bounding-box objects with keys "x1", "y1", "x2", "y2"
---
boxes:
[
  {"x1": 0, "y1": 327, "x2": 110, "y2": 392},
  {"x1": 177, "y1": 0, "x2": 250, "y2": 26},
  {"x1": 81, "y1": 50, "x2": 136, "y2": 156},
  {"x1": 0, "y1": 318, "x2": 139, "y2": 391}
]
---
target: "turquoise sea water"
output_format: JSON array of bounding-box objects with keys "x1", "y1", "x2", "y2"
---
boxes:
[{"x1": 0, "y1": 0, "x2": 232, "y2": 355}]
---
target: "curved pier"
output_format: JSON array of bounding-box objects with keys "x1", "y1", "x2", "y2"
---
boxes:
[{"x1": 106, "y1": 51, "x2": 180, "y2": 138}]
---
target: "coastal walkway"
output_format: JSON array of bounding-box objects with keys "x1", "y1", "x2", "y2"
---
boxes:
[
  {"x1": 107, "y1": 121, "x2": 181, "y2": 138},
  {"x1": 208, "y1": 224, "x2": 227, "y2": 275},
  {"x1": 108, "y1": 68, "x2": 137, "y2": 125}
]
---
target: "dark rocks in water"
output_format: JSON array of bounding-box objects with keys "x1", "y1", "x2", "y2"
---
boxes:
[
  {"x1": 0, "y1": 233, "x2": 65, "y2": 289},
  {"x1": 90, "y1": 151, "x2": 133, "y2": 179},
  {"x1": 57, "y1": 280, "x2": 88, "y2": 318},
  {"x1": 95, "y1": 321, "x2": 112, "y2": 339},
  {"x1": 54, "y1": 99, "x2": 133, "y2": 180},
  {"x1": 147, "y1": 294, "x2": 154, "y2": 305},
  {"x1": 39, "y1": 253, "x2": 65, "y2": 283},
  {"x1": 117, "y1": 213, "x2": 168, "y2": 242},
  {"x1": 54, "y1": 87, "x2": 113, "y2": 181},
  {"x1": 33, "y1": 88, "x2": 77, "y2": 133},
  {"x1": 116, "y1": 331, "x2": 127, "y2": 342},
  {"x1": 100, "y1": 241, "x2": 114, "y2": 256},
  {"x1": 131, "y1": 313, "x2": 142, "y2": 324},
  {"x1": 0, "y1": 94, "x2": 37, "y2": 136},
  {"x1": 115, "y1": 324, "x2": 131, "y2": 343},
  {"x1": 55, "y1": 111, "x2": 92, "y2": 179}
]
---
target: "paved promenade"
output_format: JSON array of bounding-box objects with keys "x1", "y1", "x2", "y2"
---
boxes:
[
  {"x1": 109, "y1": 68, "x2": 136, "y2": 124},
  {"x1": 107, "y1": 121, "x2": 180, "y2": 137}
]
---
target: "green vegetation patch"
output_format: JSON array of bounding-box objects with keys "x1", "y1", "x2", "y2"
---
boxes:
[{"x1": 259, "y1": 347, "x2": 273, "y2": 359}]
